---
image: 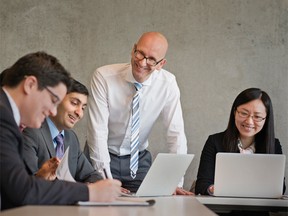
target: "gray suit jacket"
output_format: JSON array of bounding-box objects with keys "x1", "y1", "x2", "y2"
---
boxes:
[{"x1": 22, "y1": 120, "x2": 102, "y2": 183}]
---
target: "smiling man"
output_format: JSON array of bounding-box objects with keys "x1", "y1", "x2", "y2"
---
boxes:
[
  {"x1": 0, "y1": 52, "x2": 121, "y2": 210},
  {"x1": 86, "y1": 32, "x2": 191, "y2": 195},
  {"x1": 22, "y1": 79, "x2": 103, "y2": 183}
]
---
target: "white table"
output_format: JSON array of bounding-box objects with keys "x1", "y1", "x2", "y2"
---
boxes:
[
  {"x1": 196, "y1": 195, "x2": 288, "y2": 213},
  {"x1": 0, "y1": 196, "x2": 217, "y2": 216}
]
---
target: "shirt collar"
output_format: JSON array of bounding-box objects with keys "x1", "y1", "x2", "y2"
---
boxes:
[
  {"x1": 125, "y1": 64, "x2": 157, "y2": 86},
  {"x1": 237, "y1": 138, "x2": 255, "y2": 154},
  {"x1": 2, "y1": 88, "x2": 21, "y2": 126},
  {"x1": 46, "y1": 117, "x2": 64, "y2": 139}
]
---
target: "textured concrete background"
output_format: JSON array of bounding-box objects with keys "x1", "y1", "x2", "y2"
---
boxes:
[{"x1": 1, "y1": 0, "x2": 287, "y2": 192}]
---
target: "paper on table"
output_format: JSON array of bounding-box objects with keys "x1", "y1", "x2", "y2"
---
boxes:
[
  {"x1": 56, "y1": 146, "x2": 75, "y2": 182},
  {"x1": 77, "y1": 197, "x2": 155, "y2": 206}
]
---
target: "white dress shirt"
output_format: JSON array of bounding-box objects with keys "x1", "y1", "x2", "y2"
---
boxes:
[{"x1": 87, "y1": 63, "x2": 187, "y2": 178}]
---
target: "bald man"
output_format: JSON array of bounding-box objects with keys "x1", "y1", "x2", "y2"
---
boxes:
[{"x1": 87, "y1": 32, "x2": 190, "y2": 195}]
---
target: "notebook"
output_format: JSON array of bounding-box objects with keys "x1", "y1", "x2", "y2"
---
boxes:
[
  {"x1": 128, "y1": 153, "x2": 194, "y2": 197},
  {"x1": 213, "y1": 153, "x2": 286, "y2": 198}
]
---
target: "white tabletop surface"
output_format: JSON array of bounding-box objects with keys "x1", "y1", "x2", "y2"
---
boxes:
[{"x1": 0, "y1": 196, "x2": 217, "y2": 216}]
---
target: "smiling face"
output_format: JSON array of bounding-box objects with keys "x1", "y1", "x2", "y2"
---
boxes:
[
  {"x1": 21, "y1": 76, "x2": 67, "y2": 129},
  {"x1": 131, "y1": 32, "x2": 168, "y2": 83},
  {"x1": 234, "y1": 99, "x2": 267, "y2": 143},
  {"x1": 50, "y1": 92, "x2": 88, "y2": 131}
]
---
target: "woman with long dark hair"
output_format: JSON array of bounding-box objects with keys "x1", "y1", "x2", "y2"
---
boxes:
[{"x1": 195, "y1": 88, "x2": 285, "y2": 196}]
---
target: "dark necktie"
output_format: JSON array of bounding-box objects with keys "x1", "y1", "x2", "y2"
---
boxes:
[
  {"x1": 54, "y1": 133, "x2": 64, "y2": 159},
  {"x1": 130, "y1": 82, "x2": 143, "y2": 179}
]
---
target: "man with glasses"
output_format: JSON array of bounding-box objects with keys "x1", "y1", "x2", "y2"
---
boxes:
[
  {"x1": 86, "y1": 32, "x2": 191, "y2": 195},
  {"x1": 22, "y1": 79, "x2": 103, "y2": 183},
  {"x1": 0, "y1": 52, "x2": 121, "y2": 210}
]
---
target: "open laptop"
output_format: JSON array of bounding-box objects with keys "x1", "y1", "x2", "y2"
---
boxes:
[
  {"x1": 213, "y1": 153, "x2": 286, "y2": 198},
  {"x1": 127, "y1": 153, "x2": 194, "y2": 197}
]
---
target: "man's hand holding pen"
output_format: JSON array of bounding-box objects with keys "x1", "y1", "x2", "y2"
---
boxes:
[{"x1": 103, "y1": 168, "x2": 131, "y2": 194}]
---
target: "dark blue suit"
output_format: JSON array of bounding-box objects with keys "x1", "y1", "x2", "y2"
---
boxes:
[{"x1": 0, "y1": 88, "x2": 88, "y2": 210}]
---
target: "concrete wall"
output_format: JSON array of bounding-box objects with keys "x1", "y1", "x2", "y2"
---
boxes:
[{"x1": 1, "y1": 0, "x2": 287, "y2": 192}]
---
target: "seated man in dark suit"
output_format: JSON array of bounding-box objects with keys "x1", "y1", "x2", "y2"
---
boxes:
[
  {"x1": 0, "y1": 52, "x2": 121, "y2": 210},
  {"x1": 22, "y1": 79, "x2": 103, "y2": 183}
]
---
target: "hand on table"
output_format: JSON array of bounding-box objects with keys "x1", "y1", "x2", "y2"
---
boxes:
[
  {"x1": 121, "y1": 187, "x2": 131, "y2": 194},
  {"x1": 88, "y1": 179, "x2": 122, "y2": 202},
  {"x1": 207, "y1": 185, "x2": 214, "y2": 195},
  {"x1": 173, "y1": 187, "x2": 194, "y2": 195}
]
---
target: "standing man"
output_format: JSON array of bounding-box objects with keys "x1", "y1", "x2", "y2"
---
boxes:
[
  {"x1": 87, "y1": 32, "x2": 190, "y2": 194},
  {"x1": 22, "y1": 79, "x2": 103, "y2": 183},
  {"x1": 0, "y1": 52, "x2": 121, "y2": 210}
]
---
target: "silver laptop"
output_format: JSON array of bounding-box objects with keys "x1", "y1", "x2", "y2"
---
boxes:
[
  {"x1": 214, "y1": 153, "x2": 286, "y2": 198},
  {"x1": 129, "y1": 153, "x2": 194, "y2": 197}
]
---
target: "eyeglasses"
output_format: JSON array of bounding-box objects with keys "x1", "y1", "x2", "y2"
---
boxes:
[
  {"x1": 133, "y1": 47, "x2": 164, "y2": 67},
  {"x1": 44, "y1": 86, "x2": 60, "y2": 105},
  {"x1": 236, "y1": 109, "x2": 266, "y2": 122}
]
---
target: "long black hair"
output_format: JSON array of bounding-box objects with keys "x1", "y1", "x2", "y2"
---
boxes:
[{"x1": 223, "y1": 88, "x2": 275, "y2": 153}]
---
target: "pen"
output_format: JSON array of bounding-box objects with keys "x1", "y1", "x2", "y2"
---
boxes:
[{"x1": 103, "y1": 168, "x2": 109, "y2": 179}]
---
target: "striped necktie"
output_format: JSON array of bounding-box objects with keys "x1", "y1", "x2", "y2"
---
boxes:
[{"x1": 130, "y1": 82, "x2": 143, "y2": 179}]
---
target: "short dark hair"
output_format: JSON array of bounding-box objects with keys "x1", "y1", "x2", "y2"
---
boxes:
[
  {"x1": 68, "y1": 79, "x2": 89, "y2": 96},
  {"x1": 223, "y1": 88, "x2": 275, "y2": 153},
  {"x1": 2, "y1": 51, "x2": 71, "y2": 90}
]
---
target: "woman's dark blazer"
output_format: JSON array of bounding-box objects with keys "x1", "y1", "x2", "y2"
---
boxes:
[{"x1": 195, "y1": 131, "x2": 285, "y2": 195}]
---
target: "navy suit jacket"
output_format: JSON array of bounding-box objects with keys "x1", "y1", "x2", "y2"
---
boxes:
[
  {"x1": 0, "y1": 88, "x2": 88, "y2": 210},
  {"x1": 195, "y1": 131, "x2": 286, "y2": 195},
  {"x1": 22, "y1": 120, "x2": 102, "y2": 183}
]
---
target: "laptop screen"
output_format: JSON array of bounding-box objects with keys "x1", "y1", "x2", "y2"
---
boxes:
[
  {"x1": 213, "y1": 153, "x2": 286, "y2": 198},
  {"x1": 135, "y1": 153, "x2": 194, "y2": 197}
]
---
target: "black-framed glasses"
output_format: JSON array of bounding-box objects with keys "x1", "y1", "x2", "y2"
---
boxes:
[
  {"x1": 133, "y1": 46, "x2": 164, "y2": 67},
  {"x1": 236, "y1": 109, "x2": 266, "y2": 122},
  {"x1": 44, "y1": 86, "x2": 60, "y2": 105}
]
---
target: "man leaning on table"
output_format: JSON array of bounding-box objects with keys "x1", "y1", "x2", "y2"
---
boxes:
[
  {"x1": 86, "y1": 32, "x2": 192, "y2": 195},
  {"x1": 0, "y1": 51, "x2": 121, "y2": 210}
]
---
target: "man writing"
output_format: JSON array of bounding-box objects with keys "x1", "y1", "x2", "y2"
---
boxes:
[{"x1": 0, "y1": 52, "x2": 121, "y2": 210}]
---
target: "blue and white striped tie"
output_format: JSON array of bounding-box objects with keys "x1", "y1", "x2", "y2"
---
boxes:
[{"x1": 130, "y1": 82, "x2": 143, "y2": 179}]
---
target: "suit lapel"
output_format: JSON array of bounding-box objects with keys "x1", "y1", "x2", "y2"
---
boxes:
[
  {"x1": 63, "y1": 130, "x2": 69, "y2": 151},
  {"x1": 40, "y1": 120, "x2": 56, "y2": 157}
]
